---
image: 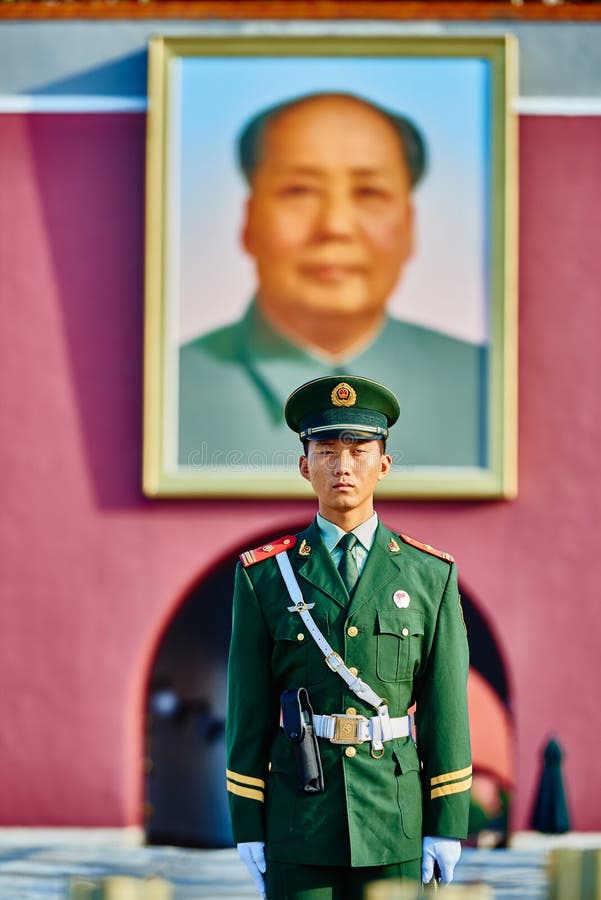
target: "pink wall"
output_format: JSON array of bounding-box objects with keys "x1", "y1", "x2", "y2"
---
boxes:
[{"x1": 0, "y1": 113, "x2": 600, "y2": 830}]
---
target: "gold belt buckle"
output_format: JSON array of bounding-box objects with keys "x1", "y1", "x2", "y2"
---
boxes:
[{"x1": 331, "y1": 714, "x2": 366, "y2": 744}]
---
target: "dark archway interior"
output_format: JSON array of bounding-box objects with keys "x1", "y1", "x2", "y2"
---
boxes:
[
  {"x1": 145, "y1": 552, "x2": 237, "y2": 847},
  {"x1": 460, "y1": 589, "x2": 510, "y2": 707},
  {"x1": 145, "y1": 530, "x2": 510, "y2": 847}
]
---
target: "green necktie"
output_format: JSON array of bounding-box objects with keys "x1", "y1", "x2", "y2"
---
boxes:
[{"x1": 337, "y1": 533, "x2": 359, "y2": 596}]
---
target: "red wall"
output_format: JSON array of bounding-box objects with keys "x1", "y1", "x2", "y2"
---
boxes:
[{"x1": 0, "y1": 112, "x2": 600, "y2": 830}]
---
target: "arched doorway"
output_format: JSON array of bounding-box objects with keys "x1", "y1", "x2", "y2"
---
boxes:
[
  {"x1": 144, "y1": 532, "x2": 512, "y2": 847},
  {"x1": 461, "y1": 589, "x2": 513, "y2": 845},
  {"x1": 144, "y1": 550, "x2": 238, "y2": 847}
]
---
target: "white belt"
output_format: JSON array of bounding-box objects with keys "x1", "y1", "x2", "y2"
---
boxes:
[
  {"x1": 313, "y1": 710, "x2": 411, "y2": 753},
  {"x1": 274, "y1": 551, "x2": 412, "y2": 754}
]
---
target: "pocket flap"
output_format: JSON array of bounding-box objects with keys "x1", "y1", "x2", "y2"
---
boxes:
[
  {"x1": 393, "y1": 739, "x2": 421, "y2": 774},
  {"x1": 377, "y1": 609, "x2": 424, "y2": 638}
]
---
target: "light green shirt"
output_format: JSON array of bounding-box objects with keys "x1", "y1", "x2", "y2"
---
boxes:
[{"x1": 316, "y1": 511, "x2": 379, "y2": 576}]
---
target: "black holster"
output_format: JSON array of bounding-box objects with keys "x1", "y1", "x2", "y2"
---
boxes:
[{"x1": 280, "y1": 687, "x2": 325, "y2": 794}]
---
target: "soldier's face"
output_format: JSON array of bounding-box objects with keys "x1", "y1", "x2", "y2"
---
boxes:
[
  {"x1": 299, "y1": 438, "x2": 392, "y2": 515},
  {"x1": 242, "y1": 96, "x2": 414, "y2": 319}
]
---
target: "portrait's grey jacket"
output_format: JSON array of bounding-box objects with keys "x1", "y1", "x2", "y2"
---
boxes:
[{"x1": 179, "y1": 299, "x2": 485, "y2": 469}]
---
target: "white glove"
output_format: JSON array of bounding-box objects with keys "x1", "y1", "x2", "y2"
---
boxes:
[
  {"x1": 237, "y1": 841, "x2": 267, "y2": 898},
  {"x1": 422, "y1": 836, "x2": 462, "y2": 884}
]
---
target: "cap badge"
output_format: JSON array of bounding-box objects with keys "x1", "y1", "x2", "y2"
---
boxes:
[
  {"x1": 331, "y1": 382, "x2": 357, "y2": 408},
  {"x1": 393, "y1": 590, "x2": 410, "y2": 609},
  {"x1": 388, "y1": 538, "x2": 400, "y2": 553},
  {"x1": 299, "y1": 539, "x2": 312, "y2": 557}
]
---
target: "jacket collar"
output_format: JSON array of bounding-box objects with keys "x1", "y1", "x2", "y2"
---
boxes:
[
  {"x1": 292, "y1": 519, "x2": 347, "y2": 607},
  {"x1": 291, "y1": 518, "x2": 404, "y2": 612},
  {"x1": 235, "y1": 299, "x2": 394, "y2": 426},
  {"x1": 346, "y1": 520, "x2": 404, "y2": 617}
]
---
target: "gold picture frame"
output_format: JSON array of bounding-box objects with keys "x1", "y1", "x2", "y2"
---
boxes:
[{"x1": 143, "y1": 35, "x2": 518, "y2": 499}]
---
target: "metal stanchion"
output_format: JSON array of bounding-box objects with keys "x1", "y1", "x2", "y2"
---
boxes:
[
  {"x1": 69, "y1": 876, "x2": 172, "y2": 900},
  {"x1": 549, "y1": 849, "x2": 583, "y2": 900},
  {"x1": 364, "y1": 881, "x2": 493, "y2": 900},
  {"x1": 549, "y1": 848, "x2": 601, "y2": 900},
  {"x1": 581, "y1": 849, "x2": 601, "y2": 900}
]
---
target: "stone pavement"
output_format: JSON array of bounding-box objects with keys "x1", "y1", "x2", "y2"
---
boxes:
[
  {"x1": 0, "y1": 844, "x2": 541, "y2": 900},
  {"x1": 0, "y1": 833, "x2": 598, "y2": 900}
]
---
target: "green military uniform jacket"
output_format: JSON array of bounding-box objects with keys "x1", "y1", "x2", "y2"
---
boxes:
[
  {"x1": 179, "y1": 300, "x2": 486, "y2": 469},
  {"x1": 226, "y1": 518, "x2": 471, "y2": 868}
]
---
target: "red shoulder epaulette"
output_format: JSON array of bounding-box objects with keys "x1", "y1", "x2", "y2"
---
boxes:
[
  {"x1": 239, "y1": 535, "x2": 297, "y2": 568},
  {"x1": 400, "y1": 533, "x2": 454, "y2": 563}
]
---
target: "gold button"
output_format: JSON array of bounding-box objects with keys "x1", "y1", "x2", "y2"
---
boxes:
[
  {"x1": 345, "y1": 747, "x2": 356, "y2": 758},
  {"x1": 346, "y1": 707, "x2": 357, "y2": 716},
  {"x1": 347, "y1": 626, "x2": 359, "y2": 638},
  {"x1": 348, "y1": 666, "x2": 359, "y2": 677},
  {"x1": 401, "y1": 627, "x2": 409, "y2": 637},
  {"x1": 297, "y1": 633, "x2": 305, "y2": 641}
]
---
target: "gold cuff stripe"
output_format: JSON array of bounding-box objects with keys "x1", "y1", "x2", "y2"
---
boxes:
[
  {"x1": 431, "y1": 777, "x2": 472, "y2": 800},
  {"x1": 226, "y1": 781, "x2": 264, "y2": 803},
  {"x1": 430, "y1": 765, "x2": 472, "y2": 786},
  {"x1": 226, "y1": 769, "x2": 265, "y2": 789}
]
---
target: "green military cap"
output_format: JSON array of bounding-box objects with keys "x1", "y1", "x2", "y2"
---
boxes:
[{"x1": 285, "y1": 376, "x2": 400, "y2": 441}]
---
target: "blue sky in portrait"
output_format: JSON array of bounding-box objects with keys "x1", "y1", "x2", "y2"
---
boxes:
[{"x1": 169, "y1": 55, "x2": 490, "y2": 345}]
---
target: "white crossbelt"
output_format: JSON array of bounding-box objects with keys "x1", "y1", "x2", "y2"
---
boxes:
[{"x1": 275, "y1": 551, "x2": 411, "y2": 753}]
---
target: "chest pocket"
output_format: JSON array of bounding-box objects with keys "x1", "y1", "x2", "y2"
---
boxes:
[
  {"x1": 376, "y1": 610, "x2": 425, "y2": 683},
  {"x1": 272, "y1": 612, "x2": 330, "y2": 688}
]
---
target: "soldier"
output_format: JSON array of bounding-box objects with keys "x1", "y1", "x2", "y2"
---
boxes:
[{"x1": 226, "y1": 375, "x2": 471, "y2": 899}]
